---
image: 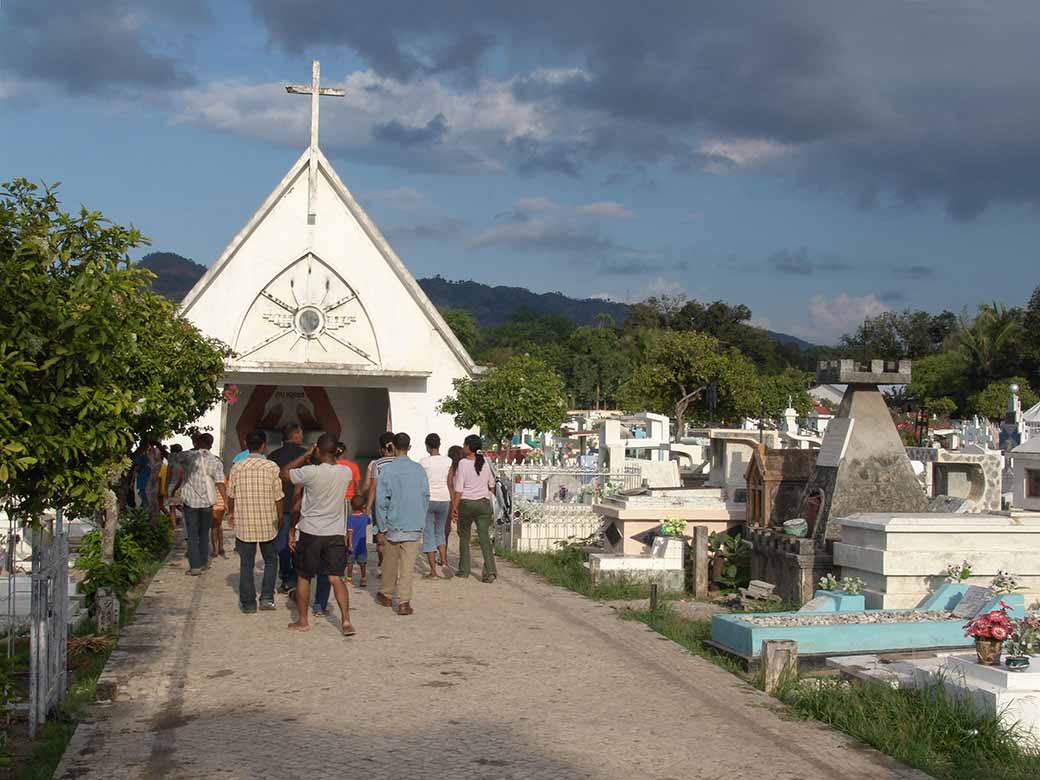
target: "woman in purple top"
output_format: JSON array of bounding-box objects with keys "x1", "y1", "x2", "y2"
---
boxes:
[{"x1": 450, "y1": 434, "x2": 498, "y2": 583}]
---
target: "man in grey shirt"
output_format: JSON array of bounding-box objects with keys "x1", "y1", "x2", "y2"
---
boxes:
[{"x1": 280, "y1": 433, "x2": 355, "y2": 636}]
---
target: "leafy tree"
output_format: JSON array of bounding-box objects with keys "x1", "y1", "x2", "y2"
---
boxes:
[
  {"x1": 925, "y1": 397, "x2": 957, "y2": 419},
  {"x1": 968, "y1": 377, "x2": 1038, "y2": 421},
  {"x1": 439, "y1": 307, "x2": 480, "y2": 354},
  {"x1": 839, "y1": 309, "x2": 959, "y2": 360},
  {"x1": 476, "y1": 309, "x2": 574, "y2": 374},
  {"x1": 907, "y1": 350, "x2": 973, "y2": 414},
  {"x1": 565, "y1": 320, "x2": 630, "y2": 409},
  {"x1": 758, "y1": 368, "x2": 813, "y2": 418},
  {"x1": 437, "y1": 354, "x2": 568, "y2": 450},
  {"x1": 616, "y1": 330, "x2": 760, "y2": 438},
  {"x1": 1022, "y1": 286, "x2": 1040, "y2": 388},
  {"x1": 0, "y1": 179, "x2": 229, "y2": 524}
]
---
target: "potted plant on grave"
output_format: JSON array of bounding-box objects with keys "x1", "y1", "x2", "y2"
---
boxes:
[
  {"x1": 818, "y1": 573, "x2": 865, "y2": 595},
  {"x1": 944, "y1": 560, "x2": 973, "y2": 583},
  {"x1": 707, "y1": 531, "x2": 752, "y2": 591},
  {"x1": 991, "y1": 569, "x2": 1023, "y2": 595},
  {"x1": 659, "y1": 516, "x2": 686, "y2": 538},
  {"x1": 963, "y1": 602, "x2": 1014, "y2": 666},
  {"x1": 1003, "y1": 615, "x2": 1040, "y2": 671}
]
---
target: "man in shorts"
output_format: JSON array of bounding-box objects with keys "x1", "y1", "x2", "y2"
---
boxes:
[{"x1": 280, "y1": 433, "x2": 355, "y2": 636}]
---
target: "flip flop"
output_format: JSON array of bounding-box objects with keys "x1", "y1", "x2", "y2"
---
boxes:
[
  {"x1": 287, "y1": 622, "x2": 310, "y2": 632},
  {"x1": 341, "y1": 623, "x2": 357, "y2": 637}
]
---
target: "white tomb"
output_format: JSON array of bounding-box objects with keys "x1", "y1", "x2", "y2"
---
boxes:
[
  {"x1": 178, "y1": 62, "x2": 478, "y2": 460},
  {"x1": 835, "y1": 513, "x2": 1040, "y2": 609},
  {"x1": 1011, "y1": 437, "x2": 1040, "y2": 513},
  {"x1": 912, "y1": 654, "x2": 1040, "y2": 747}
]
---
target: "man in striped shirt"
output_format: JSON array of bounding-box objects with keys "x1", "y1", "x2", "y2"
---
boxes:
[
  {"x1": 179, "y1": 433, "x2": 227, "y2": 575},
  {"x1": 363, "y1": 431, "x2": 396, "y2": 569},
  {"x1": 227, "y1": 431, "x2": 283, "y2": 613}
]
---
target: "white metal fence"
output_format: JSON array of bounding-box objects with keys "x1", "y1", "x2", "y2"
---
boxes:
[{"x1": 495, "y1": 465, "x2": 641, "y2": 552}]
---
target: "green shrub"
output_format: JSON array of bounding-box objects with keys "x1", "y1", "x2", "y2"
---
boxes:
[
  {"x1": 76, "y1": 524, "x2": 149, "y2": 604},
  {"x1": 118, "y1": 507, "x2": 172, "y2": 559}
]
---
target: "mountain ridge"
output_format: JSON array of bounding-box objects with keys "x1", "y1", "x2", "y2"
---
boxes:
[{"x1": 137, "y1": 251, "x2": 814, "y2": 348}]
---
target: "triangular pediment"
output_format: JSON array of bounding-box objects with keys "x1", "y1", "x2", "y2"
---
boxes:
[{"x1": 179, "y1": 149, "x2": 477, "y2": 376}]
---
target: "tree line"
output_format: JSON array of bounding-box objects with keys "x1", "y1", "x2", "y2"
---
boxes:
[
  {"x1": 820, "y1": 299, "x2": 1040, "y2": 419},
  {"x1": 438, "y1": 287, "x2": 1040, "y2": 445},
  {"x1": 438, "y1": 297, "x2": 814, "y2": 443}
]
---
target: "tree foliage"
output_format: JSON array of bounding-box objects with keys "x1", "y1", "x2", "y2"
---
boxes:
[
  {"x1": 839, "y1": 309, "x2": 959, "y2": 360},
  {"x1": 0, "y1": 180, "x2": 230, "y2": 520},
  {"x1": 564, "y1": 319, "x2": 631, "y2": 409},
  {"x1": 969, "y1": 377, "x2": 1039, "y2": 421},
  {"x1": 439, "y1": 307, "x2": 480, "y2": 354},
  {"x1": 616, "y1": 330, "x2": 761, "y2": 436},
  {"x1": 437, "y1": 354, "x2": 568, "y2": 448}
]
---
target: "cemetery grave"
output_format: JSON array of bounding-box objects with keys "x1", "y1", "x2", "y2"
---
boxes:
[{"x1": 709, "y1": 582, "x2": 1025, "y2": 665}]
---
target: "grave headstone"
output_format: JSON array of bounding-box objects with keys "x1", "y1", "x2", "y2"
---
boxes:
[{"x1": 951, "y1": 585, "x2": 996, "y2": 619}]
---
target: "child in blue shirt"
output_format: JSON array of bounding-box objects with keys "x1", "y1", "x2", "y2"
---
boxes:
[{"x1": 346, "y1": 494, "x2": 370, "y2": 587}]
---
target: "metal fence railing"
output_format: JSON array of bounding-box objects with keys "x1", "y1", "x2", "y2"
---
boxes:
[{"x1": 494, "y1": 465, "x2": 642, "y2": 552}]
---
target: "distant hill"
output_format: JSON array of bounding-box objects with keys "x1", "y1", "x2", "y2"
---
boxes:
[
  {"x1": 417, "y1": 276, "x2": 629, "y2": 328},
  {"x1": 138, "y1": 252, "x2": 207, "y2": 302},
  {"x1": 139, "y1": 252, "x2": 814, "y2": 347}
]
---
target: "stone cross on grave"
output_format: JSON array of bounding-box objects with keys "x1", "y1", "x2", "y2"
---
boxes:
[{"x1": 286, "y1": 60, "x2": 345, "y2": 223}]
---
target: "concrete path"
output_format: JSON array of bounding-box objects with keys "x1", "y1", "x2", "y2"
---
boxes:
[{"x1": 56, "y1": 534, "x2": 927, "y2": 780}]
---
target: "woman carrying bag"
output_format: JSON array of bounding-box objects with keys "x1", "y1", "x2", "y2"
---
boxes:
[{"x1": 450, "y1": 434, "x2": 498, "y2": 583}]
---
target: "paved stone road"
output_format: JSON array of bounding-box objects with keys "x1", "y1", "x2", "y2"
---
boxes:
[{"x1": 56, "y1": 533, "x2": 928, "y2": 780}]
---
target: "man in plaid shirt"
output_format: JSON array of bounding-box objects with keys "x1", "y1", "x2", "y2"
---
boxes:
[{"x1": 227, "y1": 430, "x2": 284, "y2": 613}]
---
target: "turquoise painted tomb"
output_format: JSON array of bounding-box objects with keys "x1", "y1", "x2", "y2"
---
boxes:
[{"x1": 710, "y1": 583, "x2": 1024, "y2": 660}]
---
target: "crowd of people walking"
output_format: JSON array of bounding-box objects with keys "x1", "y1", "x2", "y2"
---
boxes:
[{"x1": 158, "y1": 424, "x2": 500, "y2": 637}]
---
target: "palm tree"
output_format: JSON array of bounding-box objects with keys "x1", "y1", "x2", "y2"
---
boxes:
[{"x1": 957, "y1": 303, "x2": 1023, "y2": 386}]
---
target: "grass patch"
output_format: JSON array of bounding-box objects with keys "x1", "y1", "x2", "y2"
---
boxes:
[
  {"x1": 620, "y1": 605, "x2": 746, "y2": 676},
  {"x1": 498, "y1": 546, "x2": 665, "y2": 601},
  {"x1": 776, "y1": 676, "x2": 1040, "y2": 780}
]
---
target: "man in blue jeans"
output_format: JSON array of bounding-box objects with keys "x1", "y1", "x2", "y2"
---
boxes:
[
  {"x1": 268, "y1": 423, "x2": 306, "y2": 594},
  {"x1": 227, "y1": 431, "x2": 284, "y2": 612}
]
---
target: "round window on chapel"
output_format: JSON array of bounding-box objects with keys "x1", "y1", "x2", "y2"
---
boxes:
[{"x1": 296, "y1": 307, "x2": 323, "y2": 337}]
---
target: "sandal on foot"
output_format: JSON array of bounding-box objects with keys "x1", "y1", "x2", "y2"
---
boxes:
[
  {"x1": 359, "y1": 576, "x2": 368, "y2": 587},
  {"x1": 375, "y1": 593, "x2": 393, "y2": 607},
  {"x1": 396, "y1": 602, "x2": 414, "y2": 616},
  {"x1": 341, "y1": 623, "x2": 357, "y2": 637}
]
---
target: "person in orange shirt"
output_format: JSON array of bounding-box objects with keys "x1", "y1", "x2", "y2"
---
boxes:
[
  {"x1": 312, "y1": 442, "x2": 361, "y2": 615},
  {"x1": 335, "y1": 441, "x2": 361, "y2": 501}
]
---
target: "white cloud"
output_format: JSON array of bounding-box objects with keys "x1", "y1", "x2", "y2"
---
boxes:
[
  {"x1": 169, "y1": 69, "x2": 579, "y2": 174},
  {"x1": 576, "y1": 201, "x2": 637, "y2": 220},
  {"x1": 698, "y1": 138, "x2": 792, "y2": 172},
  {"x1": 787, "y1": 292, "x2": 889, "y2": 343}
]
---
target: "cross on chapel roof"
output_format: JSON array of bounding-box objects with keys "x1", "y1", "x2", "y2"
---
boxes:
[{"x1": 286, "y1": 60, "x2": 344, "y2": 223}]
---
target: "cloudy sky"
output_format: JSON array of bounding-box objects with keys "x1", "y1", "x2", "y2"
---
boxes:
[{"x1": 2, "y1": 0, "x2": 1039, "y2": 342}]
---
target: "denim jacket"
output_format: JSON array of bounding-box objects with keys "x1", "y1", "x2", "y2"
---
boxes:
[{"x1": 374, "y1": 457, "x2": 430, "y2": 534}]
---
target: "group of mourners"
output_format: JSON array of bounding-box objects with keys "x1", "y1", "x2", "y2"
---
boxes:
[{"x1": 159, "y1": 423, "x2": 499, "y2": 636}]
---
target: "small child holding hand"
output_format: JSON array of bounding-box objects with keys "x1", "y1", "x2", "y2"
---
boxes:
[{"x1": 346, "y1": 494, "x2": 370, "y2": 587}]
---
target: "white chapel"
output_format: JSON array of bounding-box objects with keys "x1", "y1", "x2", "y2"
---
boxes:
[{"x1": 179, "y1": 62, "x2": 478, "y2": 463}]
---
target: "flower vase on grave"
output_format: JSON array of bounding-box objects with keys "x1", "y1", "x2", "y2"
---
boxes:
[
  {"x1": 974, "y1": 638, "x2": 1002, "y2": 666},
  {"x1": 1004, "y1": 654, "x2": 1030, "y2": 671}
]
